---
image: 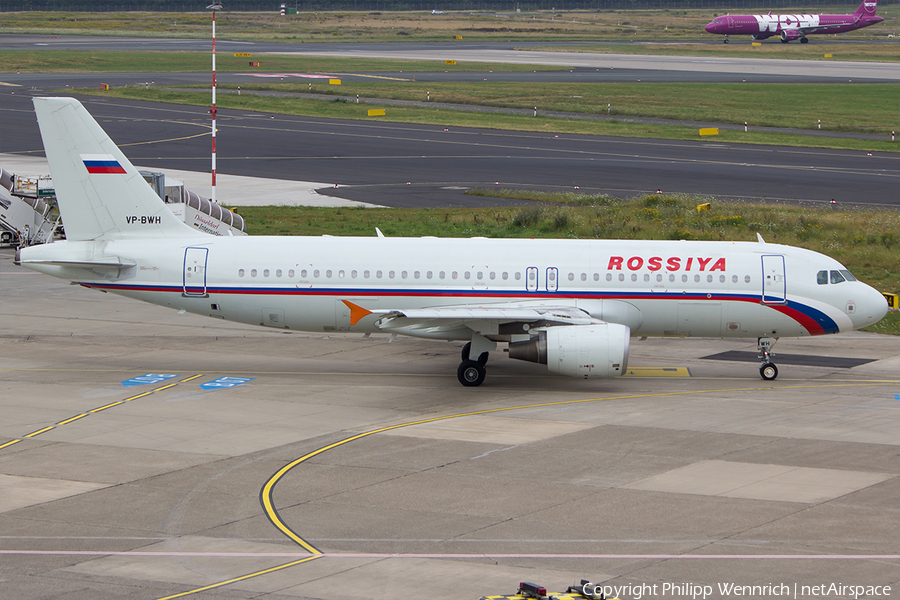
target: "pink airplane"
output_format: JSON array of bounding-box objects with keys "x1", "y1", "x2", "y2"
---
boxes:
[{"x1": 704, "y1": 0, "x2": 883, "y2": 43}]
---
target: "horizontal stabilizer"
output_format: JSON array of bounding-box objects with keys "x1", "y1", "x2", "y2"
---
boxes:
[{"x1": 15, "y1": 253, "x2": 136, "y2": 272}]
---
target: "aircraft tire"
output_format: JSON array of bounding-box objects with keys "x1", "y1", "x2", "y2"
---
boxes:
[
  {"x1": 760, "y1": 362, "x2": 778, "y2": 381},
  {"x1": 724, "y1": 38, "x2": 729, "y2": 44},
  {"x1": 800, "y1": 37, "x2": 809, "y2": 43},
  {"x1": 458, "y1": 361, "x2": 486, "y2": 386}
]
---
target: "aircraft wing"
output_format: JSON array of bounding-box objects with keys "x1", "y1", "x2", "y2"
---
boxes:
[
  {"x1": 343, "y1": 300, "x2": 600, "y2": 338},
  {"x1": 797, "y1": 23, "x2": 848, "y2": 33}
]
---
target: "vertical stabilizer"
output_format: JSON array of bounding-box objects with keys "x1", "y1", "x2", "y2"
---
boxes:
[
  {"x1": 854, "y1": 0, "x2": 877, "y2": 17},
  {"x1": 33, "y1": 97, "x2": 197, "y2": 241}
]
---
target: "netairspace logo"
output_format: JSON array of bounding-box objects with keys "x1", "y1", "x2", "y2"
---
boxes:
[{"x1": 584, "y1": 582, "x2": 892, "y2": 600}]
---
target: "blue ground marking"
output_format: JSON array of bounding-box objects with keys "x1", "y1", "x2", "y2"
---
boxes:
[
  {"x1": 200, "y1": 377, "x2": 254, "y2": 390},
  {"x1": 895, "y1": 394, "x2": 900, "y2": 401},
  {"x1": 122, "y1": 374, "x2": 179, "y2": 387}
]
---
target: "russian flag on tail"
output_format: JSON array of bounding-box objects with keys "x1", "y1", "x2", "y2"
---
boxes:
[{"x1": 81, "y1": 154, "x2": 126, "y2": 174}]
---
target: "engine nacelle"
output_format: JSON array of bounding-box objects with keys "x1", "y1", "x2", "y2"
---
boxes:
[
  {"x1": 751, "y1": 33, "x2": 772, "y2": 40},
  {"x1": 780, "y1": 29, "x2": 803, "y2": 41},
  {"x1": 508, "y1": 323, "x2": 630, "y2": 378}
]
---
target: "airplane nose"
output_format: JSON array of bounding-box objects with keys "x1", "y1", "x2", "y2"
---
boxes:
[
  {"x1": 854, "y1": 284, "x2": 889, "y2": 329},
  {"x1": 705, "y1": 23, "x2": 716, "y2": 33}
]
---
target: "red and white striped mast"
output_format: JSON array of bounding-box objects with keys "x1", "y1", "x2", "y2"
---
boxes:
[{"x1": 207, "y1": 2, "x2": 223, "y2": 204}]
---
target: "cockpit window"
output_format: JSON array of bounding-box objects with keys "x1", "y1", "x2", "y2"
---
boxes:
[
  {"x1": 830, "y1": 270, "x2": 845, "y2": 284},
  {"x1": 840, "y1": 269, "x2": 857, "y2": 282},
  {"x1": 817, "y1": 270, "x2": 828, "y2": 285}
]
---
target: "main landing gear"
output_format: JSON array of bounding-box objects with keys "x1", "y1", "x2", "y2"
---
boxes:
[
  {"x1": 458, "y1": 341, "x2": 489, "y2": 387},
  {"x1": 758, "y1": 336, "x2": 779, "y2": 381}
]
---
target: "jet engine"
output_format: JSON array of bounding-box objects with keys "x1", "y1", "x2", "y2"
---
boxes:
[
  {"x1": 780, "y1": 29, "x2": 804, "y2": 42},
  {"x1": 508, "y1": 323, "x2": 630, "y2": 378}
]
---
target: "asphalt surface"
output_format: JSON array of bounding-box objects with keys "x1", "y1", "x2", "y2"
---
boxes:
[
  {"x1": 2, "y1": 89, "x2": 898, "y2": 208},
  {"x1": 2, "y1": 247, "x2": 900, "y2": 600}
]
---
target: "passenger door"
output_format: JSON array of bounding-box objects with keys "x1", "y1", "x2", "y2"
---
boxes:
[
  {"x1": 761, "y1": 255, "x2": 786, "y2": 304},
  {"x1": 183, "y1": 247, "x2": 209, "y2": 297}
]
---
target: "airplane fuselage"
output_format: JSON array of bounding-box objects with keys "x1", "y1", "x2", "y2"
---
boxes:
[
  {"x1": 21, "y1": 235, "x2": 882, "y2": 342},
  {"x1": 705, "y1": 0, "x2": 883, "y2": 42}
]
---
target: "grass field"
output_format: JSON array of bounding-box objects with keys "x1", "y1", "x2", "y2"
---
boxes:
[
  {"x1": 232, "y1": 193, "x2": 899, "y2": 333},
  {"x1": 0, "y1": 50, "x2": 559, "y2": 74},
  {"x1": 218, "y1": 80, "x2": 900, "y2": 133},
  {"x1": 73, "y1": 85, "x2": 900, "y2": 154}
]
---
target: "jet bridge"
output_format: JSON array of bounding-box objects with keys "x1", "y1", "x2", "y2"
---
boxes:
[
  {"x1": 141, "y1": 170, "x2": 246, "y2": 237},
  {"x1": 0, "y1": 168, "x2": 59, "y2": 247},
  {"x1": 0, "y1": 166, "x2": 246, "y2": 247}
]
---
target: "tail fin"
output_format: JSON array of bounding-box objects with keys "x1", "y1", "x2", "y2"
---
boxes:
[
  {"x1": 853, "y1": 0, "x2": 877, "y2": 16},
  {"x1": 33, "y1": 97, "x2": 197, "y2": 241}
]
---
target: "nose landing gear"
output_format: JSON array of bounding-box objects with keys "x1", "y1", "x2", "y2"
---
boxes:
[{"x1": 758, "y1": 337, "x2": 779, "y2": 380}]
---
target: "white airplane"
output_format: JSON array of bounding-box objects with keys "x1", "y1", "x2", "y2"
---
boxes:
[{"x1": 17, "y1": 98, "x2": 888, "y2": 386}]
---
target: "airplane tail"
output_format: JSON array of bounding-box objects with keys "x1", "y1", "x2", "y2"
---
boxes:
[
  {"x1": 33, "y1": 97, "x2": 198, "y2": 241},
  {"x1": 853, "y1": 0, "x2": 877, "y2": 17}
]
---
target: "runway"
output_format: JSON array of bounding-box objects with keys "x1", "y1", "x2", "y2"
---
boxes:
[{"x1": 2, "y1": 248, "x2": 900, "y2": 599}]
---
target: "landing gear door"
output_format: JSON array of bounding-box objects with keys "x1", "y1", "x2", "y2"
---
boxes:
[
  {"x1": 183, "y1": 247, "x2": 209, "y2": 297},
  {"x1": 761, "y1": 255, "x2": 786, "y2": 305}
]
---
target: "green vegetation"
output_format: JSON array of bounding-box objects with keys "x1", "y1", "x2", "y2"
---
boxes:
[
  {"x1": 218, "y1": 80, "x2": 899, "y2": 133},
  {"x1": 232, "y1": 194, "x2": 900, "y2": 333},
  {"x1": 10, "y1": 49, "x2": 896, "y2": 135},
  {"x1": 233, "y1": 194, "x2": 900, "y2": 333},
  {"x1": 72, "y1": 86, "x2": 900, "y2": 153},
  {"x1": 0, "y1": 50, "x2": 558, "y2": 74}
]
